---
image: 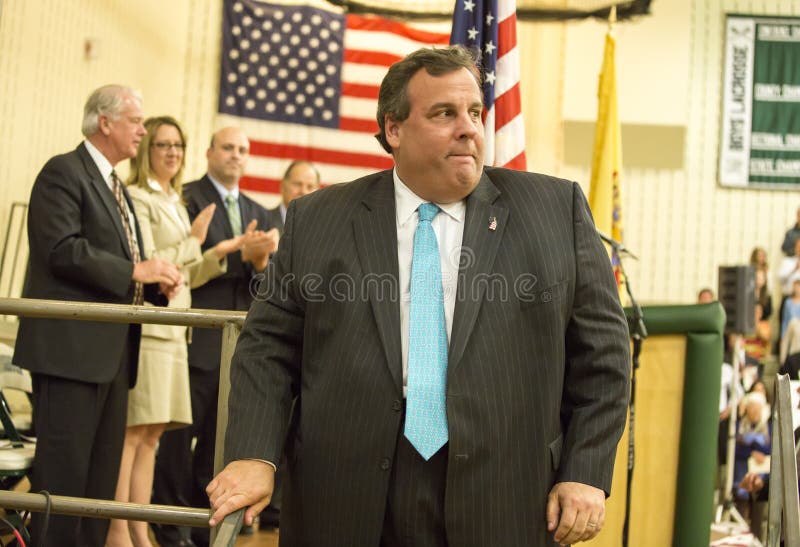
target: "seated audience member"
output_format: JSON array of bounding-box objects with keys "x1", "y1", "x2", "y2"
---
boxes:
[
  {"x1": 781, "y1": 206, "x2": 800, "y2": 256},
  {"x1": 782, "y1": 279, "x2": 800, "y2": 339},
  {"x1": 733, "y1": 392, "x2": 771, "y2": 519},
  {"x1": 754, "y1": 267, "x2": 773, "y2": 321},
  {"x1": 744, "y1": 303, "x2": 771, "y2": 364},
  {"x1": 107, "y1": 117, "x2": 244, "y2": 547},
  {"x1": 698, "y1": 287, "x2": 715, "y2": 303}
]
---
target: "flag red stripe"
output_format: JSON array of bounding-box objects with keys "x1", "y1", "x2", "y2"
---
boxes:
[
  {"x1": 339, "y1": 116, "x2": 378, "y2": 133},
  {"x1": 341, "y1": 82, "x2": 379, "y2": 99},
  {"x1": 249, "y1": 139, "x2": 393, "y2": 170},
  {"x1": 503, "y1": 150, "x2": 527, "y2": 171},
  {"x1": 497, "y1": 15, "x2": 517, "y2": 58},
  {"x1": 494, "y1": 83, "x2": 521, "y2": 129},
  {"x1": 347, "y1": 13, "x2": 450, "y2": 45},
  {"x1": 344, "y1": 49, "x2": 402, "y2": 67},
  {"x1": 240, "y1": 176, "x2": 282, "y2": 194}
]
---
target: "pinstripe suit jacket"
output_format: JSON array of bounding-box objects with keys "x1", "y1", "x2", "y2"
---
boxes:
[{"x1": 225, "y1": 167, "x2": 631, "y2": 546}]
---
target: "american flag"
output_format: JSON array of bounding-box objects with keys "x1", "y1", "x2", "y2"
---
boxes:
[
  {"x1": 218, "y1": 0, "x2": 449, "y2": 198},
  {"x1": 450, "y1": 0, "x2": 526, "y2": 170}
]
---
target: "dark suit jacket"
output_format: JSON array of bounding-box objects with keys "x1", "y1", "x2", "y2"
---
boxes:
[
  {"x1": 269, "y1": 205, "x2": 284, "y2": 235},
  {"x1": 14, "y1": 143, "x2": 160, "y2": 387},
  {"x1": 183, "y1": 176, "x2": 275, "y2": 371},
  {"x1": 225, "y1": 168, "x2": 631, "y2": 546}
]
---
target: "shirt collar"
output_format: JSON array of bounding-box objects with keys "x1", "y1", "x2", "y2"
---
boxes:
[
  {"x1": 392, "y1": 168, "x2": 465, "y2": 228},
  {"x1": 147, "y1": 178, "x2": 180, "y2": 203},
  {"x1": 208, "y1": 174, "x2": 239, "y2": 202},
  {"x1": 83, "y1": 140, "x2": 114, "y2": 183}
]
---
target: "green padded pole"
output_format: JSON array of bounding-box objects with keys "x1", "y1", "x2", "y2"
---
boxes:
[{"x1": 627, "y1": 303, "x2": 725, "y2": 546}]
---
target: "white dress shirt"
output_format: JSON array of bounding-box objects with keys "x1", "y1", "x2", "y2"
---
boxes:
[{"x1": 394, "y1": 169, "x2": 465, "y2": 394}]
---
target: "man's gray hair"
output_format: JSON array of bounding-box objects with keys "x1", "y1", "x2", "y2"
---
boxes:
[{"x1": 81, "y1": 85, "x2": 142, "y2": 137}]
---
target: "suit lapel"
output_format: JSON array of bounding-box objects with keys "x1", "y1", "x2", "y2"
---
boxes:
[
  {"x1": 152, "y1": 190, "x2": 189, "y2": 235},
  {"x1": 352, "y1": 172, "x2": 403, "y2": 395},
  {"x1": 77, "y1": 144, "x2": 133, "y2": 260},
  {"x1": 448, "y1": 172, "x2": 508, "y2": 372}
]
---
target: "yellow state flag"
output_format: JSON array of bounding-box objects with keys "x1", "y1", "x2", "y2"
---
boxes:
[{"x1": 588, "y1": 30, "x2": 623, "y2": 287}]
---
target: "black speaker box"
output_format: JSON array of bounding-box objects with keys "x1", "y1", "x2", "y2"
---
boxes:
[{"x1": 718, "y1": 265, "x2": 756, "y2": 335}]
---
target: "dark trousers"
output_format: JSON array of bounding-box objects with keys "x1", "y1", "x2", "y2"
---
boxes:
[
  {"x1": 380, "y1": 416, "x2": 448, "y2": 547},
  {"x1": 29, "y1": 356, "x2": 129, "y2": 547},
  {"x1": 152, "y1": 366, "x2": 219, "y2": 547}
]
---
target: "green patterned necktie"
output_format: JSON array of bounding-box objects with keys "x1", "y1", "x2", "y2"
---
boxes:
[{"x1": 225, "y1": 194, "x2": 242, "y2": 236}]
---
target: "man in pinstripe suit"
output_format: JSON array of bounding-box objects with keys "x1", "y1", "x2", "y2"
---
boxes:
[{"x1": 207, "y1": 45, "x2": 630, "y2": 547}]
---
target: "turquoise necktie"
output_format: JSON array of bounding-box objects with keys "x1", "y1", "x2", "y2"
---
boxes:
[
  {"x1": 225, "y1": 194, "x2": 242, "y2": 236},
  {"x1": 404, "y1": 203, "x2": 449, "y2": 460}
]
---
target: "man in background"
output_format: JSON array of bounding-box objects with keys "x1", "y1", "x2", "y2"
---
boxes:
[
  {"x1": 152, "y1": 127, "x2": 278, "y2": 547},
  {"x1": 14, "y1": 84, "x2": 182, "y2": 546},
  {"x1": 782, "y1": 206, "x2": 800, "y2": 256},
  {"x1": 271, "y1": 160, "x2": 320, "y2": 234}
]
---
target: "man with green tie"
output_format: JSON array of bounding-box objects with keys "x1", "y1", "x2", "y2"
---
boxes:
[{"x1": 152, "y1": 127, "x2": 278, "y2": 547}]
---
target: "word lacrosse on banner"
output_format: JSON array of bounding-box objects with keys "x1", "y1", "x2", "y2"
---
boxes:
[
  {"x1": 217, "y1": 0, "x2": 449, "y2": 198},
  {"x1": 719, "y1": 14, "x2": 800, "y2": 188}
]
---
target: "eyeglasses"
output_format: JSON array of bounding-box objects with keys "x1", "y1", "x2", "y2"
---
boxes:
[{"x1": 152, "y1": 142, "x2": 186, "y2": 151}]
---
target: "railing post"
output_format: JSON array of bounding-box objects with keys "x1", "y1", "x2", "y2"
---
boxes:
[
  {"x1": 210, "y1": 320, "x2": 243, "y2": 546},
  {"x1": 767, "y1": 374, "x2": 800, "y2": 546}
]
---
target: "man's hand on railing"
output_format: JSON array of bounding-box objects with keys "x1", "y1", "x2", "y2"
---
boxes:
[{"x1": 206, "y1": 459, "x2": 275, "y2": 528}]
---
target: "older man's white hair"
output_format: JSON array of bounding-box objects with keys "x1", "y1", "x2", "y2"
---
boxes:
[{"x1": 81, "y1": 84, "x2": 142, "y2": 138}]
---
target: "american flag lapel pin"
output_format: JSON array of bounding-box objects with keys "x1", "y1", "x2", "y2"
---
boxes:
[{"x1": 488, "y1": 216, "x2": 497, "y2": 231}]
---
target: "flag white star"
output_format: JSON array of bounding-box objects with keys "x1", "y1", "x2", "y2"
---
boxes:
[
  {"x1": 467, "y1": 27, "x2": 479, "y2": 41},
  {"x1": 485, "y1": 13, "x2": 494, "y2": 26},
  {"x1": 463, "y1": 0, "x2": 475, "y2": 12},
  {"x1": 485, "y1": 71, "x2": 496, "y2": 85},
  {"x1": 484, "y1": 41, "x2": 496, "y2": 55}
]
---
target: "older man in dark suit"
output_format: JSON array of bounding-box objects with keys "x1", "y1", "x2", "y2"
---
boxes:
[
  {"x1": 152, "y1": 127, "x2": 278, "y2": 547},
  {"x1": 270, "y1": 160, "x2": 321, "y2": 234},
  {"x1": 207, "y1": 46, "x2": 631, "y2": 547},
  {"x1": 13, "y1": 85, "x2": 183, "y2": 547}
]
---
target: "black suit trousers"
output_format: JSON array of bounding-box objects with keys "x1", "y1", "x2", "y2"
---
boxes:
[
  {"x1": 380, "y1": 413, "x2": 448, "y2": 547},
  {"x1": 29, "y1": 348, "x2": 129, "y2": 547}
]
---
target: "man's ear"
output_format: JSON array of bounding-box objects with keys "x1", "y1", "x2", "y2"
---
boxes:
[
  {"x1": 385, "y1": 115, "x2": 401, "y2": 149},
  {"x1": 98, "y1": 115, "x2": 112, "y2": 136}
]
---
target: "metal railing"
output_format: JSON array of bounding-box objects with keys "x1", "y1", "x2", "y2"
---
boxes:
[{"x1": 0, "y1": 297, "x2": 248, "y2": 546}]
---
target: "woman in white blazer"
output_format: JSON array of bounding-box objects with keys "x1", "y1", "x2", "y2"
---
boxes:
[{"x1": 107, "y1": 117, "x2": 243, "y2": 547}]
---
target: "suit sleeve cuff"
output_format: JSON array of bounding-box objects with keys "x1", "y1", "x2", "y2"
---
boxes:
[{"x1": 244, "y1": 457, "x2": 277, "y2": 472}]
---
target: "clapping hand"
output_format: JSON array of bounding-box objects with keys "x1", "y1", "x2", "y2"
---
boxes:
[
  {"x1": 190, "y1": 203, "x2": 216, "y2": 245},
  {"x1": 240, "y1": 220, "x2": 280, "y2": 271}
]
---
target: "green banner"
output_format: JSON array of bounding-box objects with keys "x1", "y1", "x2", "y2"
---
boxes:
[{"x1": 719, "y1": 14, "x2": 800, "y2": 188}]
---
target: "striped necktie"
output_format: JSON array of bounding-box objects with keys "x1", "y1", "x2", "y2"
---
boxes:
[{"x1": 111, "y1": 171, "x2": 144, "y2": 305}]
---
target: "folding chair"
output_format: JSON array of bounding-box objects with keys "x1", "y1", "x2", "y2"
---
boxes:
[{"x1": 0, "y1": 344, "x2": 34, "y2": 491}]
